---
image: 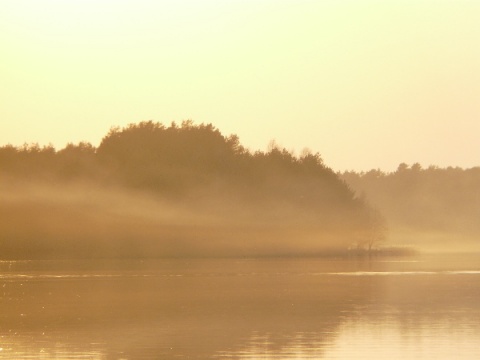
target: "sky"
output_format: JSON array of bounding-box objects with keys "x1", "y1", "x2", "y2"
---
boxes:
[{"x1": 1, "y1": 0, "x2": 479, "y2": 172}]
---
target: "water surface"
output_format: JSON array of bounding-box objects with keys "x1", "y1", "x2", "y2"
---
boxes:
[{"x1": 1, "y1": 254, "x2": 479, "y2": 359}]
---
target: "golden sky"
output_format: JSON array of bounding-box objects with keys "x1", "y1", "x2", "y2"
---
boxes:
[{"x1": 1, "y1": 0, "x2": 479, "y2": 171}]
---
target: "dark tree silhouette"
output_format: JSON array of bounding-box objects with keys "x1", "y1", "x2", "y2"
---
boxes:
[{"x1": 0, "y1": 121, "x2": 385, "y2": 259}]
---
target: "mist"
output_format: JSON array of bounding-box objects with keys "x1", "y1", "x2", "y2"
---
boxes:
[
  {"x1": 11, "y1": 121, "x2": 478, "y2": 259},
  {"x1": 0, "y1": 119, "x2": 383, "y2": 260},
  {"x1": 0, "y1": 176, "x2": 368, "y2": 259},
  {"x1": 341, "y1": 165, "x2": 480, "y2": 253}
]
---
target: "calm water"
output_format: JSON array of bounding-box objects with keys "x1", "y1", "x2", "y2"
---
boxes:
[{"x1": 1, "y1": 254, "x2": 480, "y2": 359}]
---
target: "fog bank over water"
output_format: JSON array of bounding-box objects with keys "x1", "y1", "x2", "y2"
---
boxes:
[
  {"x1": 0, "y1": 122, "x2": 383, "y2": 259},
  {"x1": 341, "y1": 166, "x2": 480, "y2": 253},
  {"x1": 0, "y1": 178, "x2": 369, "y2": 259},
  {"x1": 1, "y1": 121, "x2": 477, "y2": 258}
]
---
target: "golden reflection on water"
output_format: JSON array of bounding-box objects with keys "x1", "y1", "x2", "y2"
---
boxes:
[
  {"x1": 1, "y1": 256, "x2": 480, "y2": 359},
  {"x1": 328, "y1": 319, "x2": 480, "y2": 360},
  {"x1": 0, "y1": 338, "x2": 104, "y2": 360},
  {"x1": 216, "y1": 318, "x2": 480, "y2": 359}
]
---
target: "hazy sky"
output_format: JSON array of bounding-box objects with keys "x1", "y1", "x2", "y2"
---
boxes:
[{"x1": 1, "y1": 0, "x2": 479, "y2": 172}]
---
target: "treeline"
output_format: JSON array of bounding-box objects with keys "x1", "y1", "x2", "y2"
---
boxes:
[
  {"x1": 0, "y1": 121, "x2": 384, "y2": 259},
  {"x1": 341, "y1": 164, "x2": 480, "y2": 251},
  {"x1": 2, "y1": 121, "x2": 355, "y2": 208}
]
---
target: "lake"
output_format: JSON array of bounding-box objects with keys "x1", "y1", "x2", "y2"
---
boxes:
[{"x1": 1, "y1": 254, "x2": 480, "y2": 359}]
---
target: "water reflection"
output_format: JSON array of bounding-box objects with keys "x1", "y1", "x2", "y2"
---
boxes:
[
  {"x1": 1, "y1": 256, "x2": 479, "y2": 359},
  {"x1": 215, "y1": 331, "x2": 331, "y2": 359},
  {"x1": 0, "y1": 338, "x2": 104, "y2": 360},
  {"x1": 218, "y1": 306, "x2": 480, "y2": 359}
]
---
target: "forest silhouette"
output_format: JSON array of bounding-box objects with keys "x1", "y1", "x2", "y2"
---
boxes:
[
  {"x1": 0, "y1": 121, "x2": 384, "y2": 259},
  {"x1": 342, "y1": 164, "x2": 480, "y2": 252}
]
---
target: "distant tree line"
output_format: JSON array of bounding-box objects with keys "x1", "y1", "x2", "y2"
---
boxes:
[
  {"x1": 341, "y1": 163, "x2": 480, "y2": 247},
  {"x1": 0, "y1": 121, "x2": 387, "y2": 258},
  {"x1": 1, "y1": 121, "x2": 358, "y2": 209}
]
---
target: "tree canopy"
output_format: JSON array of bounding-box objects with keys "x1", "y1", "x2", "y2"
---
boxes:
[{"x1": 0, "y1": 121, "x2": 385, "y2": 258}]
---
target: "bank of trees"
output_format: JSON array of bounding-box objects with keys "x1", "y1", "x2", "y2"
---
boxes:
[
  {"x1": 0, "y1": 121, "x2": 385, "y2": 258},
  {"x1": 341, "y1": 164, "x2": 480, "y2": 251}
]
